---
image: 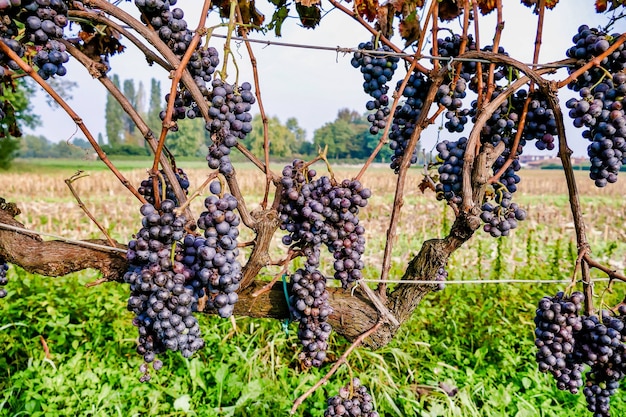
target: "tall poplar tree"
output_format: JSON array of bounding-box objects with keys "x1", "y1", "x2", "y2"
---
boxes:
[{"x1": 104, "y1": 74, "x2": 124, "y2": 147}]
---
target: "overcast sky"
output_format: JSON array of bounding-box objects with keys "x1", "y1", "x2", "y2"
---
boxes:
[{"x1": 26, "y1": 0, "x2": 618, "y2": 157}]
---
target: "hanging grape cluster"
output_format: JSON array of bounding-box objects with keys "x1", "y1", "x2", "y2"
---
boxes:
[
  {"x1": 351, "y1": 41, "x2": 399, "y2": 134},
  {"x1": 565, "y1": 72, "x2": 626, "y2": 187},
  {"x1": 134, "y1": 0, "x2": 255, "y2": 175},
  {"x1": 325, "y1": 378, "x2": 379, "y2": 417},
  {"x1": 0, "y1": 257, "x2": 8, "y2": 298},
  {"x1": 564, "y1": 25, "x2": 626, "y2": 187},
  {"x1": 124, "y1": 200, "x2": 204, "y2": 382},
  {"x1": 389, "y1": 72, "x2": 431, "y2": 173},
  {"x1": 278, "y1": 159, "x2": 371, "y2": 367},
  {"x1": 138, "y1": 168, "x2": 190, "y2": 206},
  {"x1": 193, "y1": 181, "x2": 242, "y2": 318},
  {"x1": 0, "y1": 1, "x2": 70, "y2": 78},
  {"x1": 204, "y1": 80, "x2": 255, "y2": 176},
  {"x1": 535, "y1": 293, "x2": 626, "y2": 416}
]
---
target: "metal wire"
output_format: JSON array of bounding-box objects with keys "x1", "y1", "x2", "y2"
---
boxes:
[{"x1": 210, "y1": 33, "x2": 573, "y2": 68}]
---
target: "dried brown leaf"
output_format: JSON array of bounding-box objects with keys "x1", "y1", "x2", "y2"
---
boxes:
[
  {"x1": 438, "y1": 0, "x2": 462, "y2": 21},
  {"x1": 476, "y1": 0, "x2": 497, "y2": 15},
  {"x1": 399, "y1": 11, "x2": 421, "y2": 46},
  {"x1": 376, "y1": 4, "x2": 395, "y2": 39},
  {"x1": 296, "y1": 0, "x2": 321, "y2": 7},
  {"x1": 355, "y1": 0, "x2": 379, "y2": 22}
]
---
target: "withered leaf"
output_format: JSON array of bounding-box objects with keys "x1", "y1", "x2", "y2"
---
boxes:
[
  {"x1": 296, "y1": 3, "x2": 321, "y2": 28},
  {"x1": 376, "y1": 4, "x2": 395, "y2": 39},
  {"x1": 476, "y1": 0, "x2": 497, "y2": 15},
  {"x1": 438, "y1": 0, "x2": 462, "y2": 21},
  {"x1": 238, "y1": 0, "x2": 265, "y2": 27},
  {"x1": 595, "y1": 0, "x2": 608, "y2": 11},
  {"x1": 399, "y1": 10, "x2": 421, "y2": 47},
  {"x1": 355, "y1": 0, "x2": 379, "y2": 22},
  {"x1": 295, "y1": 0, "x2": 321, "y2": 7}
]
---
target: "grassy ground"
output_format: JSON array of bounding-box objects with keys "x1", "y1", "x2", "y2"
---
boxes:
[{"x1": 1, "y1": 160, "x2": 625, "y2": 416}]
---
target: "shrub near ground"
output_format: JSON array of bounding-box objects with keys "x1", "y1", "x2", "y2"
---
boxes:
[{"x1": 0, "y1": 163, "x2": 625, "y2": 416}]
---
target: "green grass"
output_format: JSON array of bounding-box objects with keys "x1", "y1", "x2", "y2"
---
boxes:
[
  {"x1": 1, "y1": 166, "x2": 625, "y2": 416},
  {"x1": 2, "y1": 228, "x2": 625, "y2": 416}
]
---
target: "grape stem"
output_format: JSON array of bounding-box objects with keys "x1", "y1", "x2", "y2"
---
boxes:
[
  {"x1": 289, "y1": 320, "x2": 383, "y2": 415},
  {"x1": 62, "y1": 40, "x2": 193, "y2": 222},
  {"x1": 327, "y1": 0, "x2": 429, "y2": 74},
  {"x1": 377, "y1": 70, "x2": 443, "y2": 298},
  {"x1": 153, "y1": 0, "x2": 213, "y2": 181},
  {"x1": 556, "y1": 32, "x2": 626, "y2": 89},
  {"x1": 64, "y1": 171, "x2": 117, "y2": 249},
  {"x1": 354, "y1": 57, "x2": 419, "y2": 182},
  {"x1": 484, "y1": 0, "x2": 504, "y2": 104},
  {"x1": 532, "y1": 0, "x2": 545, "y2": 70},
  {"x1": 0, "y1": 40, "x2": 147, "y2": 205},
  {"x1": 236, "y1": 7, "x2": 273, "y2": 210}
]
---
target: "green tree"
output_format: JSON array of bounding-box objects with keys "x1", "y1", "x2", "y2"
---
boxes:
[
  {"x1": 104, "y1": 74, "x2": 124, "y2": 147},
  {"x1": 0, "y1": 79, "x2": 40, "y2": 168},
  {"x1": 168, "y1": 117, "x2": 206, "y2": 157},
  {"x1": 248, "y1": 114, "x2": 297, "y2": 158},
  {"x1": 122, "y1": 79, "x2": 144, "y2": 146},
  {"x1": 18, "y1": 135, "x2": 51, "y2": 158},
  {"x1": 147, "y1": 78, "x2": 163, "y2": 133},
  {"x1": 285, "y1": 117, "x2": 307, "y2": 154}
]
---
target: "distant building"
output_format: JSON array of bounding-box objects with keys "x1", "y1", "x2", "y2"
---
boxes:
[{"x1": 519, "y1": 154, "x2": 588, "y2": 168}]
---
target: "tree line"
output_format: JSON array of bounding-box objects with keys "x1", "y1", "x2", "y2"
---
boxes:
[{"x1": 7, "y1": 76, "x2": 427, "y2": 165}]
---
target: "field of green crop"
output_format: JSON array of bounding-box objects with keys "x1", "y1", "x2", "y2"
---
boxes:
[{"x1": 1, "y1": 158, "x2": 625, "y2": 416}]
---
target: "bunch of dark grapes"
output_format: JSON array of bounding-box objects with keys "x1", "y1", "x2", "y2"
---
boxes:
[
  {"x1": 32, "y1": 39, "x2": 69, "y2": 79},
  {"x1": 565, "y1": 25, "x2": 626, "y2": 92},
  {"x1": 325, "y1": 378, "x2": 379, "y2": 417},
  {"x1": 135, "y1": 0, "x2": 193, "y2": 56},
  {"x1": 523, "y1": 93, "x2": 557, "y2": 151},
  {"x1": 535, "y1": 291, "x2": 626, "y2": 417},
  {"x1": 433, "y1": 33, "x2": 478, "y2": 75},
  {"x1": 389, "y1": 72, "x2": 430, "y2": 173},
  {"x1": 160, "y1": 90, "x2": 195, "y2": 124},
  {"x1": 480, "y1": 188, "x2": 526, "y2": 237},
  {"x1": 278, "y1": 160, "x2": 371, "y2": 366},
  {"x1": 434, "y1": 137, "x2": 466, "y2": 205},
  {"x1": 565, "y1": 73, "x2": 626, "y2": 187},
  {"x1": 138, "y1": 168, "x2": 190, "y2": 206},
  {"x1": 20, "y1": 0, "x2": 69, "y2": 46},
  {"x1": 289, "y1": 260, "x2": 332, "y2": 368},
  {"x1": 575, "y1": 310, "x2": 626, "y2": 417},
  {"x1": 583, "y1": 368, "x2": 620, "y2": 417},
  {"x1": 534, "y1": 291, "x2": 585, "y2": 394},
  {"x1": 205, "y1": 79, "x2": 255, "y2": 175},
  {"x1": 351, "y1": 41, "x2": 399, "y2": 134},
  {"x1": 0, "y1": 257, "x2": 9, "y2": 298},
  {"x1": 195, "y1": 181, "x2": 242, "y2": 318},
  {"x1": 124, "y1": 200, "x2": 204, "y2": 381},
  {"x1": 279, "y1": 160, "x2": 371, "y2": 288},
  {"x1": 437, "y1": 79, "x2": 470, "y2": 133},
  {"x1": 0, "y1": 38, "x2": 25, "y2": 73},
  {"x1": 434, "y1": 137, "x2": 527, "y2": 237}
]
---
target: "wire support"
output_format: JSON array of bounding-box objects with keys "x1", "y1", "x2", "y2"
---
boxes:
[
  {"x1": 0, "y1": 221, "x2": 127, "y2": 254},
  {"x1": 209, "y1": 33, "x2": 573, "y2": 68},
  {"x1": 360, "y1": 278, "x2": 611, "y2": 285}
]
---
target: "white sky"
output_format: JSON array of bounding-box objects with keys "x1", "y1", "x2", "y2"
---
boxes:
[{"x1": 26, "y1": 0, "x2": 620, "y2": 157}]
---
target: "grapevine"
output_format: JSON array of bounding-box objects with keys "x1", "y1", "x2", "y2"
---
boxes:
[{"x1": 0, "y1": 1, "x2": 624, "y2": 416}]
